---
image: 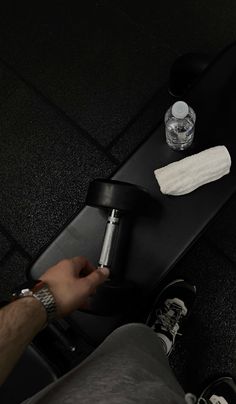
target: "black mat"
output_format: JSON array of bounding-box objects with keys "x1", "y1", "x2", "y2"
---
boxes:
[
  {"x1": 0, "y1": 250, "x2": 30, "y2": 301},
  {"x1": 111, "y1": 86, "x2": 172, "y2": 161},
  {"x1": 0, "y1": 62, "x2": 115, "y2": 265},
  {"x1": 0, "y1": 1, "x2": 176, "y2": 147},
  {"x1": 204, "y1": 193, "x2": 236, "y2": 265},
  {"x1": 168, "y1": 226, "x2": 236, "y2": 394},
  {"x1": 107, "y1": 0, "x2": 236, "y2": 55},
  {"x1": 0, "y1": 230, "x2": 12, "y2": 262}
]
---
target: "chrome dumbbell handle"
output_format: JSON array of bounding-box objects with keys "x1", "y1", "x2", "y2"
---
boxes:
[{"x1": 98, "y1": 209, "x2": 120, "y2": 268}]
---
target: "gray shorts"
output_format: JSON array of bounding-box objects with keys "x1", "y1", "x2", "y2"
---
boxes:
[{"x1": 23, "y1": 323, "x2": 186, "y2": 404}]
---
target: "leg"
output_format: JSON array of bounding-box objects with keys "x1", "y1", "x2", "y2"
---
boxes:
[
  {"x1": 19, "y1": 274, "x2": 236, "y2": 404},
  {"x1": 23, "y1": 323, "x2": 185, "y2": 404},
  {"x1": 23, "y1": 279, "x2": 198, "y2": 404}
]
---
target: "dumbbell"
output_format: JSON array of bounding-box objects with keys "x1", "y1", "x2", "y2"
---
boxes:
[{"x1": 86, "y1": 179, "x2": 149, "y2": 314}]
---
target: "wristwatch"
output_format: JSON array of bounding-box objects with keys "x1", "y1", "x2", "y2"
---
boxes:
[{"x1": 12, "y1": 279, "x2": 57, "y2": 323}]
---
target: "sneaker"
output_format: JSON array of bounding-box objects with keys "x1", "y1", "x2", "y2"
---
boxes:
[
  {"x1": 198, "y1": 377, "x2": 236, "y2": 404},
  {"x1": 146, "y1": 279, "x2": 196, "y2": 356}
]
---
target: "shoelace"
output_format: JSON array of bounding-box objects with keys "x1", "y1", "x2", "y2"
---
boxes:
[{"x1": 155, "y1": 300, "x2": 185, "y2": 336}]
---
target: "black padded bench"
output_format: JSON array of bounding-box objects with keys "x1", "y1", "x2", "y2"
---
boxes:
[{"x1": 31, "y1": 43, "x2": 236, "y2": 299}]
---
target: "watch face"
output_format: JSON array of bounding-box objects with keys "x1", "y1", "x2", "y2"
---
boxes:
[{"x1": 12, "y1": 279, "x2": 43, "y2": 298}]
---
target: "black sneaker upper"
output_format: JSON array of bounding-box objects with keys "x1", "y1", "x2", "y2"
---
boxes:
[{"x1": 146, "y1": 279, "x2": 196, "y2": 355}]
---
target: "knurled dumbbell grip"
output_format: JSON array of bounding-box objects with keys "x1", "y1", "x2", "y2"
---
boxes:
[{"x1": 98, "y1": 209, "x2": 120, "y2": 268}]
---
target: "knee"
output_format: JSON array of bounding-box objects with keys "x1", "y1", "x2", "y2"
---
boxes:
[{"x1": 107, "y1": 323, "x2": 151, "y2": 343}]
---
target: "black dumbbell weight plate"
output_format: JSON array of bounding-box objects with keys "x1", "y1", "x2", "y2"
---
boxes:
[{"x1": 86, "y1": 179, "x2": 149, "y2": 212}]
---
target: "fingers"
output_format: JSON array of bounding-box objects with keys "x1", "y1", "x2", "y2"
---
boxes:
[
  {"x1": 70, "y1": 256, "x2": 87, "y2": 271},
  {"x1": 42, "y1": 257, "x2": 110, "y2": 316},
  {"x1": 83, "y1": 260, "x2": 97, "y2": 275},
  {"x1": 81, "y1": 267, "x2": 110, "y2": 294},
  {"x1": 70, "y1": 256, "x2": 96, "y2": 277}
]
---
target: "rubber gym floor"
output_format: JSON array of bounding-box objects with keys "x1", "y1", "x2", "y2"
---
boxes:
[{"x1": 1, "y1": 1, "x2": 236, "y2": 395}]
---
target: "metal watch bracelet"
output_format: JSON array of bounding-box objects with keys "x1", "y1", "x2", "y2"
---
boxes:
[{"x1": 33, "y1": 284, "x2": 57, "y2": 323}]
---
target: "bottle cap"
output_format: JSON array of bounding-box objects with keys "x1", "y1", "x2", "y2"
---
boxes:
[{"x1": 172, "y1": 101, "x2": 189, "y2": 119}]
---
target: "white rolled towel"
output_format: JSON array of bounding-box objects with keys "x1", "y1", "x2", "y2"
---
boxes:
[{"x1": 154, "y1": 145, "x2": 231, "y2": 196}]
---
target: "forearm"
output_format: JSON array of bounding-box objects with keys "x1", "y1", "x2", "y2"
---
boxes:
[
  {"x1": 0, "y1": 297, "x2": 47, "y2": 385},
  {"x1": 0, "y1": 257, "x2": 108, "y2": 385}
]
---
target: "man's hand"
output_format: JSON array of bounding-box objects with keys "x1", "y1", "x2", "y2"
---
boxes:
[
  {"x1": 39, "y1": 257, "x2": 110, "y2": 317},
  {"x1": 0, "y1": 256, "x2": 109, "y2": 385}
]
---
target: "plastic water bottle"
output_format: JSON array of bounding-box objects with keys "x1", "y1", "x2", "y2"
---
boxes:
[{"x1": 164, "y1": 101, "x2": 196, "y2": 151}]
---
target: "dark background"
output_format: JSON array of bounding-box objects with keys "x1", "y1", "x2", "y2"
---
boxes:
[{"x1": 1, "y1": 0, "x2": 236, "y2": 394}]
